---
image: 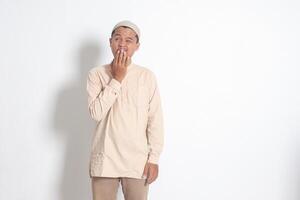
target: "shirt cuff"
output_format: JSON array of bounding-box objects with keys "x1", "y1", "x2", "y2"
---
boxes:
[{"x1": 147, "y1": 155, "x2": 160, "y2": 164}]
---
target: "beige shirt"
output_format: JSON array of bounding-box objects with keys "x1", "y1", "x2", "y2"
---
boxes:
[{"x1": 86, "y1": 62, "x2": 164, "y2": 179}]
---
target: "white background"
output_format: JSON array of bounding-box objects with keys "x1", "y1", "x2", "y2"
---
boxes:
[{"x1": 1, "y1": 0, "x2": 300, "y2": 199}]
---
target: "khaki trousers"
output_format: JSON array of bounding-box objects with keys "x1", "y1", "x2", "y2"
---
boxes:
[{"x1": 91, "y1": 177, "x2": 149, "y2": 200}]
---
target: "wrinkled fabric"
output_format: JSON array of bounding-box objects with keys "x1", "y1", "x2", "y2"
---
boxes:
[{"x1": 87, "y1": 62, "x2": 164, "y2": 179}]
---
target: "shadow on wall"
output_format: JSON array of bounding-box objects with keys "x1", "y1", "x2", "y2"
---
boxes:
[{"x1": 53, "y1": 39, "x2": 101, "y2": 200}]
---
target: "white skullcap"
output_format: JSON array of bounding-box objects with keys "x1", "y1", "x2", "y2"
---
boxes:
[{"x1": 112, "y1": 20, "x2": 140, "y2": 40}]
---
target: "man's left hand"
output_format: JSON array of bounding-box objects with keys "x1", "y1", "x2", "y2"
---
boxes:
[{"x1": 142, "y1": 162, "x2": 159, "y2": 184}]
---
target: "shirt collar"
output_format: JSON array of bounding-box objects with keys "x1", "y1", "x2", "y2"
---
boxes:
[{"x1": 127, "y1": 61, "x2": 134, "y2": 70}]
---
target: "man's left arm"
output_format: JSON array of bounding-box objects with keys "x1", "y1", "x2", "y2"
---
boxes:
[
  {"x1": 146, "y1": 73, "x2": 164, "y2": 164},
  {"x1": 142, "y1": 72, "x2": 164, "y2": 184}
]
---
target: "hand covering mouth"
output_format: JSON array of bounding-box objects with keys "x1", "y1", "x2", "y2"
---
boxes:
[{"x1": 118, "y1": 48, "x2": 127, "y2": 52}]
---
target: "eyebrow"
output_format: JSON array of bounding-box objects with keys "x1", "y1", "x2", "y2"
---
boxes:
[{"x1": 113, "y1": 34, "x2": 134, "y2": 40}]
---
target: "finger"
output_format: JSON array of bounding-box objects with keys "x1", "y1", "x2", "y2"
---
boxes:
[
  {"x1": 120, "y1": 50, "x2": 126, "y2": 67},
  {"x1": 146, "y1": 164, "x2": 157, "y2": 185},
  {"x1": 125, "y1": 56, "x2": 130, "y2": 67},
  {"x1": 116, "y1": 49, "x2": 121, "y2": 65},
  {"x1": 148, "y1": 166, "x2": 158, "y2": 184}
]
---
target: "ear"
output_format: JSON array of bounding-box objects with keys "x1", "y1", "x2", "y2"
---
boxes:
[
  {"x1": 135, "y1": 42, "x2": 140, "y2": 51},
  {"x1": 109, "y1": 38, "x2": 112, "y2": 47}
]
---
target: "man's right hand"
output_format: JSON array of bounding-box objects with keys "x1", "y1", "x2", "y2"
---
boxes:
[{"x1": 111, "y1": 49, "x2": 130, "y2": 83}]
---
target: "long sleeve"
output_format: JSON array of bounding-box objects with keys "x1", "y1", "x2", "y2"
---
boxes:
[
  {"x1": 146, "y1": 73, "x2": 164, "y2": 164},
  {"x1": 86, "y1": 69, "x2": 122, "y2": 122}
]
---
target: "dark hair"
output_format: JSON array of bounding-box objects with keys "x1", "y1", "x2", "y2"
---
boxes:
[{"x1": 111, "y1": 26, "x2": 139, "y2": 43}]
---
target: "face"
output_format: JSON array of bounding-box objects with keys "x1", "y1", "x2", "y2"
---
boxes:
[{"x1": 110, "y1": 26, "x2": 140, "y2": 58}]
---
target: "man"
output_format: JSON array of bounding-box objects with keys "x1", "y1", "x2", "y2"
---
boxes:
[{"x1": 86, "y1": 20, "x2": 164, "y2": 200}]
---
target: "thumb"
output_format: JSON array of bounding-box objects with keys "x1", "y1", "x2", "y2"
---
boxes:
[
  {"x1": 126, "y1": 56, "x2": 131, "y2": 67},
  {"x1": 142, "y1": 163, "x2": 149, "y2": 179}
]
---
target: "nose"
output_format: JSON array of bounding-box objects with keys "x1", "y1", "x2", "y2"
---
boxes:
[{"x1": 118, "y1": 39, "x2": 126, "y2": 47}]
